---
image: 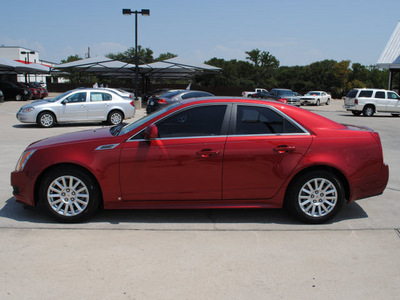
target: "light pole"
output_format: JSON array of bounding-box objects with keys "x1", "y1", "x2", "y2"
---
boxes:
[
  {"x1": 122, "y1": 8, "x2": 150, "y2": 100},
  {"x1": 21, "y1": 50, "x2": 35, "y2": 82}
]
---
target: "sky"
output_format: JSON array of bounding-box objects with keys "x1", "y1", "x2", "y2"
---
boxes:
[{"x1": 1, "y1": 0, "x2": 400, "y2": 66}]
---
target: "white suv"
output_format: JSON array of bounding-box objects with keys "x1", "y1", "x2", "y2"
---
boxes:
[{"x1": 344, "y1": 88, "x2": 400, "y2": 117}]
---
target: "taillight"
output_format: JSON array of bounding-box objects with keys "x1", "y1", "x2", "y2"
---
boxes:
[
  {"x1": 277, "y1": 98, "x2": 287, "y2": 104},
  {"x1": 158, "y1": 99, "x2": 167, "y2": 104},
  {"x1": 130, "y1": 101, "x2": 134, "y2": 107},
  {"x1": 355, "y1": 99, "x2": 358, "y2": 104}
]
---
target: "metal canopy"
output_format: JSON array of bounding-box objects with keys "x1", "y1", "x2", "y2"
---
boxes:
[
  {"x1": 377, "y1": 21, "x2": 400, "y2": 69},
  {"x1": 52, "y1": 56, "x2": 220, "y2": 79},
  {"x1": 0, "y1": 57, "x2": 50, "y2": 74},
  {"x1": 140, "y1": 57, "x2": 221, "y2": 79},
  {"x1": 53, "y1": 56, "x2": 137, "y2": 75}
]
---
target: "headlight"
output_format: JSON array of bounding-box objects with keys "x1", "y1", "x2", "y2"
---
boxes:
[
  {"x1": 15, "y1": 150, "x2": 36, "y2": 171},
  {"x1": 21, "y1": 107, "x2": 35, "y2": 113}
]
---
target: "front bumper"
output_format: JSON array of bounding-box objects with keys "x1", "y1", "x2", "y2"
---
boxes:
[{"x1": 11, "y1": 170, "x2": 36, "y2": 207}]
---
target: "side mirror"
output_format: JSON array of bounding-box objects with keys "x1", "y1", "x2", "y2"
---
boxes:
[
  {"x1": 143, "y1": 124, "x2": 158, "y2": 140},
  {"x1": 61, "y1": 99, "x2": 67, "y2": 105}
]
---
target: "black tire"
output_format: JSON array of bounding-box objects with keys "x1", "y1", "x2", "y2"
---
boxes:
[
  {"x1": 286, "y1": 170, "x2": 345, "y2": 224},
  {"x1": 316, "y1": 99, "x2": 320, "y2": 106},
  {"x1": 37, "y1": 111, "x2": 56, "y2": 128},
  {"x1": 326, "y1": 98, "x2": 330, "y2": 105},
  {"x1": 39, "y1": 166, "x2": 100, "y2": 223},
  {"x1": 351, "y1": 110, "x2": 362, "y2": 116},
  {"x1": 107, "y1": 110, "x2": 123, "y2": 125},
  {"x1": 363, "y1": 105, "x2": 375, "y2": 117},
  {"x1": 15, "y1": 94, "x2": 23, "y2": 101}
]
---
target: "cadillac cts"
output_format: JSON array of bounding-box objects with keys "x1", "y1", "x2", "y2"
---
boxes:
[{"x1": 11, "y1": 98, "x2": 389, "y2": 223}]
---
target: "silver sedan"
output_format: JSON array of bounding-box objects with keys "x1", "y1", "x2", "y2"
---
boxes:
[{"x1": 16, "y1": 88, "x2": 136, "y2": 127}]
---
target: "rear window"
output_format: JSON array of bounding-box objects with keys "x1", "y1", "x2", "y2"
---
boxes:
[
  {"x1": 358, "y1": 90, "x2": 373, "y2": 98},
  {"x1": 346, "y1": 90, "x2": 358, "y2": 98}
]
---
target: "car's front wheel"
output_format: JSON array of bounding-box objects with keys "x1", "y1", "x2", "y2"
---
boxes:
[
  {"x1": 39, "y1": 166, "x2": 100, "y2": 222},
  {"x1": 326, "y1": 98, "x2": 331, "y2": 105},
  {"x1": 286, "y1": 170, "x2": 345, "y2": 224},
  {"x1": 37, "y1": 111, "x2": 56, "y2": 128},
  {"x1": 316, "y1": 99, "x2": 320, "y2": 106},
  {"x1": 15, "y1": 94, "x2": 23, "y2": 101},
  {"x1": 108, "y1": 110, "x2": 124, "y2": 125}
]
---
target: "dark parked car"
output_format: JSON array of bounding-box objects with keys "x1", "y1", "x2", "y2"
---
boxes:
[
  {"x1": 146, "y1": 90, "x2": 214, "y2": 114},
  {"x1": 0, "y1": 90, "x2": 4, "y2": 102},
  {"x1": 11, "y1": 97, "x2": 388, "y2": 223},
  {"x1": 17, "y1": 82, "x2": 41, "y2": 100},
  {"x1": 0, "y1": 81, "x2": 31, "y2": 101},
  {"x1": 265, "y1": 88, "x2": 300, "y2": 106}
]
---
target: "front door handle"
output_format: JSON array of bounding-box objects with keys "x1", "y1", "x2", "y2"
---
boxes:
[
  {"x1": 273, "y1": 145, "x2": 296, "y2": 154},
  {"x1": 196, "y1": 149, "x2": 220, "y2": 158}
]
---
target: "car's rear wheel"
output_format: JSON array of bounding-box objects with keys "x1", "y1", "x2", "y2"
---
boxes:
[
  {"x1": 39, "y1": 166, "x2": 100, "y2": 222},
  {"x1": 37, "y1": 112, "x2": 56, "y2": 128},
  {"x1": 351, "y1": 110, "x2": 362, "y2": 116},
  {"x1": 286, "y1": 170, "x2": 345, "y2": 224},
  {"x1": 363, "y1": 105, "x2": 375, "y2": 117},
  {"x1": 108, "y1": 110, "x2": 123, "y2": 125}
]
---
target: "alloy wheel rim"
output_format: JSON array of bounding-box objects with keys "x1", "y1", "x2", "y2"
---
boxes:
[
  {"x1": 111, "y1": 113, "x2": 122, "y2": 124},
  {"x1": 298, "y1": 178, "x2": 337, "y2": 217},
  {"x1": 41, "y1": 114, "x2": 53, "y2": 127},
  {"x1": 47, "y1": 175, "x2": 89, "y2": 216}
]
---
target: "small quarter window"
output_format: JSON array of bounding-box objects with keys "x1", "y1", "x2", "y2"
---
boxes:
[{"x1": 358, "y1": 90, "x2": 373, "y2": 98}]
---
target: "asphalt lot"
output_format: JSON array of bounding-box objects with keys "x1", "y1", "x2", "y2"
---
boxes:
[{"x1": 0, "y1": 97, "x2": 399, "y2": 299}]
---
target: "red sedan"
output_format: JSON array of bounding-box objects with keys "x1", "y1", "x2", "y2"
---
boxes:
[{"x1": 11, "y1": 98, "x2": 389, "y2": 223}]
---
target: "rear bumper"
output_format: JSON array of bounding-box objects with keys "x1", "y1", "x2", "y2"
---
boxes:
[{"x1": 350, "y1": 163, "x2": 389, "y2": 202}]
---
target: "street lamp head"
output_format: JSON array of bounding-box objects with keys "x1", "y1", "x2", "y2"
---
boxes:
[
  {"x1": 122, "y1": 8, "x2": 150, "y2": 16},
  {"x1": 141, "y1": 9, "x2": 150, "y2": 16},
  {"x1": 122, "y1": 8, "x2": 132, "y2": 15}
]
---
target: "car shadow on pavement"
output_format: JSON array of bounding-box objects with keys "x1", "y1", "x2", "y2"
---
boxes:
[{"x1": 1, "y1": 197, "x2": 369, "y2": 226}]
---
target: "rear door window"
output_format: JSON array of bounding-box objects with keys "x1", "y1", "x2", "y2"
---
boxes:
[
  {"x1": 235, "y1": 105, "x2": 303, "y2": 135},
  {"x1": 375, "y1": 91, "x2": 386, "y2": 99}
]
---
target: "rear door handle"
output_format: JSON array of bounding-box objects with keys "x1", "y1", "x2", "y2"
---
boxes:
[
  {"x1": 273, "y1": 145, "x2": 296, "y2": 154},
  {"x1": 196, "y1": 149, "x2": 220, "y2": 158}
]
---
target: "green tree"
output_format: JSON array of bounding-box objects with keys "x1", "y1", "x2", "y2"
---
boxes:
[
  {"x1": 245, "y1": 49, "x2": 280, "y2": 87},
  {"x1": 106, "y1": 46, "x2": 154, "y2": 64}
]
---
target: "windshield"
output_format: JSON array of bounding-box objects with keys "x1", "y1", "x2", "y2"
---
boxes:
[
  {"x1": 278, "y1": 90, "x2": 293, "y2": 96},
  {"x1": 47, "y1": 91, "x2": 72, "y2": 102},
  {"x1": 118, "y1": 102, "x2": 181, "y2": 135},
  {"x1": 306, "y1": 92, "x2": 321, "y2": 96}
]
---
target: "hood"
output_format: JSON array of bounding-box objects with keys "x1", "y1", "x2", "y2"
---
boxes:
[{"x1": 27, "y1": 127, "x2": 114, "y2": 150}]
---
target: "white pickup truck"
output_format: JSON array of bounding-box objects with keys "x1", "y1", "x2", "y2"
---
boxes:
[
  {"x1": 242, "y1": 88, "x2": 268, "y2": 98},
  {"x1": 344, "y1": 88, "x2": 400, "y2": 117}
]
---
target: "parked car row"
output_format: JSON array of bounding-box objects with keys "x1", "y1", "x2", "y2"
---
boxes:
[{"x1": 0, "y1": 81, "x2": 48, "y2": 101}]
